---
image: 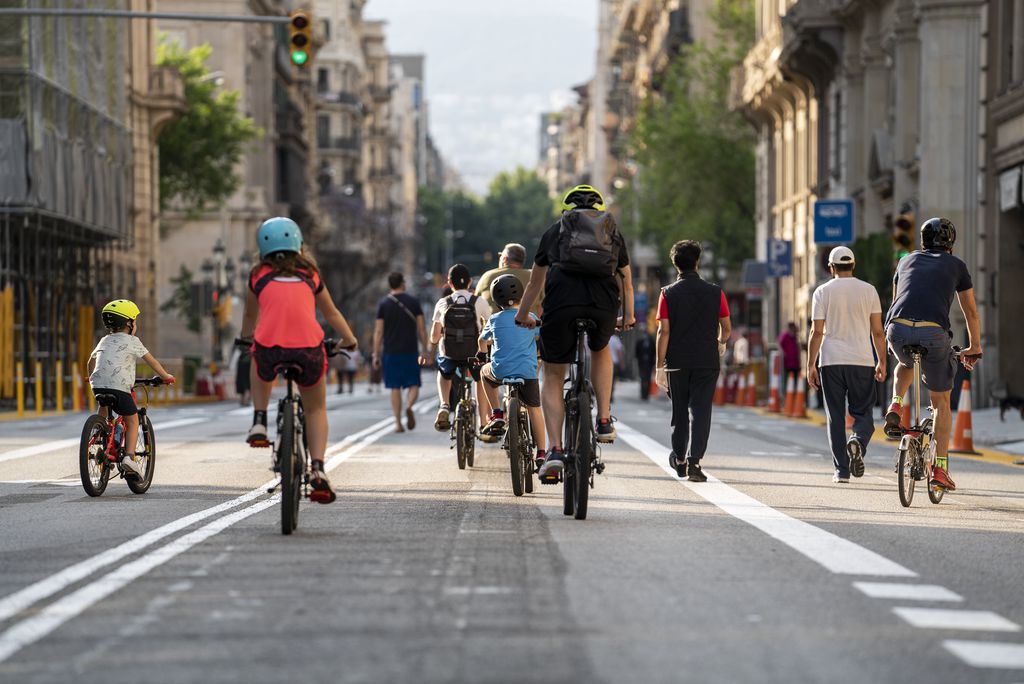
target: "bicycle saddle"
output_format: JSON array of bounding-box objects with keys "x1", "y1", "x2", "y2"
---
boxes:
[
  {"x1": 502, "y1": 378, "x2": 526, "y2": 386},
  {"x1": 273, "y1": 363, "x2": 304, "y2": 379},
  {"x1": 572, "y1": 319, "x2": 598, "y2": 331},
  {"x1": 902, "y1": 344, "x2": 929, "y2": 358},
  {"x1": 95, "y1": 394, "x2": 118, "y2": 408}
]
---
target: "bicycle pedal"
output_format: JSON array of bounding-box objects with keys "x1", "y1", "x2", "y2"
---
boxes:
[
  {"x1": 249, "y1": 439, "x2": 272, "y2": 448},
  {"x1": 595, "y1": 462, "x2": 606, "y2": 475}
]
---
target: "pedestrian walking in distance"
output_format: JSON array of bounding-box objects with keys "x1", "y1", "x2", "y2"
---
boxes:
[
  {"x1": 656, "y1": 240, "x2": 732, "y2": 483},
  {"x1": 778, "y1": 321, "x2": 800, "y2": 385},
  {"x1": 635, "y1": 327, "x2": 656, "y2": 401},
  {"x1": 806, "y1": 246, "x2": 887, "y2": 484},
  {"x1": 372, "y1": 272, "x2": 431, "y2": 433}
]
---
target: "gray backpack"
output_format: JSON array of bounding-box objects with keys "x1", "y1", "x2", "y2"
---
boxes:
[{"x1": 556, "y1": 209, "x2": 621, "y2": 277}]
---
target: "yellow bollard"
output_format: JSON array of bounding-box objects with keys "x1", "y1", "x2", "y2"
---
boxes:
[
  {"x1": 34, "y1": 361, "x2": 42, "y2": 415},
  {"x1": 87, "y1": 373, "x2": 95, "y2": 413},
  {"x1": 71, "y1": 362, "x2": 82, "y2": 412},
  {"x1": 173, "y1": 381, "x2": 181, "y2": 401},
  {"x1": 15, "y1": 362, "x2": 24, "y2": 417},
  {"x1": 55, "y1": 359, "x2": 63, "y2": 414}
]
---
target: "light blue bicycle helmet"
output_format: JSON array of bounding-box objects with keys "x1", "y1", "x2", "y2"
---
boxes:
[{"x1": 257, "y1": 217, "x2": 303, "y2": 257}]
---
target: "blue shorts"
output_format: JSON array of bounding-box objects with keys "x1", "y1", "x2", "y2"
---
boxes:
[
  {"x1": 382, "y1": 353, "x2": 421, "y2": 389},
  {"x1": 886, "y1": 323, "x2": 957, "y2": 392},
  {"x1": 437, "y1": 356, "x2": 480, "y2": 382}
]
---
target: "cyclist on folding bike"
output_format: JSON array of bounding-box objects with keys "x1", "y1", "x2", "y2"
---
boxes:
[
  {"x1": 516, "y1": 185, "x2": 635, "y2": 481},
  {"x1": 884, "y1": 217, "x2": 982, "y2": 491}
]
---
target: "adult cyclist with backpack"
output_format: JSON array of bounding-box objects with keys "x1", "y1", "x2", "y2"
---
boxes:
[
  {"x1": 430, "y1": 263, "x2": 493, "y2": 432},
  {"x1": 516, "y1": 185, "x2": 635, "y2": 481}
]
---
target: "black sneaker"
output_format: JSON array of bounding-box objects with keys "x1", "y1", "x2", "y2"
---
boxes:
[
  {"x1": 847, "y1": 435, "x2": 865, "y2": 478},
  {"x1": 668, "y1": 451, "x2": 687, "y2": 478},
  {"x1": 596, "y1": 417, "x2": 616, "y2": 443},
  {"x1": 687, "y1": 462, "x2": 708, "y2": 483},
  {"x1": 539, "y1": 448, "x2": 564, "y2": 483}
]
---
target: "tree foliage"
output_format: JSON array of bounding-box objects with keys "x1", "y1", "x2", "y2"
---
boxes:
[
  {"x1": 156, "y1": 41, "x2": 261, "y2": 213},
  {"x1": 418, "y1": 167, "x2": 556, "y2": 276},
  {"x1": 160, "y1": 265, "x2": 200, "y2": 333},
  {"x1": 627, "y1": 0, "x2": 756, "y2": 272}
]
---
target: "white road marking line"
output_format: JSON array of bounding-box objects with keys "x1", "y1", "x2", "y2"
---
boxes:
[
  {"x1": 0, "y1": 416, "x2": 399, "y2": 663},
  {"x1": 443, "y1": 587, "x2": 513, "y2": 595},
  {"x1": 942, "y1": 641, "x2": 1024, "y2": 669},
  {"x1": 853, "y1": 582, "x2": 963, "y2": 602},
  {"x1": 615, "y1": 422, "x2": 916, "y2": 577},
  {"x1": 893, "y1": 608, "x2": 1021, "y2": 632},
  {"x1": 0, "y1": 415, "x2": 394, "y2": 627},
  {"x1": 751, "y1": 451, "x2": 800, "y2": 457},
  {"x1": 153, "y1": 417, "x2": 207, "y2": 431}
]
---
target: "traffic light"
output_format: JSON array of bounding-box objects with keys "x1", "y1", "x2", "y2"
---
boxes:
[
  {"x1": 288, "y1": 10, "x2": 312, "y2": 67},
  {"x1": 893, "y1": 211, "x2": 914, "y2": 260}
]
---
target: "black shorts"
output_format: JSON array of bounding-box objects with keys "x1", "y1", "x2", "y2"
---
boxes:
[
  {"x1": 92, "y1": 388, "x2": 137, "y2": 416},
  {"x1": 539, "y1": 306, "x2": 617, "y2": 365},
  {"x1": 253, "y1": 343, "x2": 327, "y2": 387},
  {"x1": 481, "y1": 363, "x2": 541, "y2": 407}
]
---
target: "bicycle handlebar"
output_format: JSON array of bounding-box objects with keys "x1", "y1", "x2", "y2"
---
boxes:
[
  {"x1": 235, "y1": 336, "x2": 356, "y2": 358},
  {"x1": 134, "y1": 376, "x2": 168, "y2": 387}
]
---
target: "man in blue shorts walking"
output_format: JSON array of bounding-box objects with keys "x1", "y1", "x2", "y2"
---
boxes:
[{"x1": 373, "y1": 272, "x2": 430, "y2": 433}]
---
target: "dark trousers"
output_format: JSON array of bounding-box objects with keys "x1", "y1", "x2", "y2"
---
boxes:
[
  {"x1": 820, "y1": 365, "x2": 876, "y2": 476},
  {"x1": 668, "y1": 368, "x2": 719, "y2": 463},
  {"x1": 638, "y1": 364, "x2": 654, "y2": 400}
]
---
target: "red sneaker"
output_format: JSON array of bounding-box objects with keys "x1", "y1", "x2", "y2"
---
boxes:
[
  {"x1": 884, "y1": 402, "x2": 904, "y2": 437},
  {"x1": 930, "y1": 465, "x2": 957, "y2": 491}
]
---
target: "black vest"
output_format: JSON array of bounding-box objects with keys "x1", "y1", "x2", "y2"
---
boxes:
[{"x1": 663, "y1": 272, "x2": 723, "y2": 369}]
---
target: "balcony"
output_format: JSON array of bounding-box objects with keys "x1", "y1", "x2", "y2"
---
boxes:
[
  {"x1": 318, "y1": 90, "x2": 363, "y2": 111},
  {"x1": 369, "y1": 165, "x2": 396, "y2": 180},
  {"x1": 319, "y1": 136, "x2": 361, "y2": 153},
  {"x1": 365, "y1": 125, "x2": 391, "y2": 139},
  {"x1": 369, "y1": 85, "x2": 390, "y2": 102}
]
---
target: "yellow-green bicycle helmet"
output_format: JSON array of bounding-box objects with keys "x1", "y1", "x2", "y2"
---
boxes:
[
  {"x1": 102, "y1": 299, "x2": 141, "y2": 330},
  {"x1": 561, "y1": 184, "x2": 606, "y2": 212}
]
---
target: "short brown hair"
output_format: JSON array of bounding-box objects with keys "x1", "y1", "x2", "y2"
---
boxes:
[
  {"x1": 252, "y1": 248, "x2": 319, "y2": 280},
  {"x1": 387, "y1": 272, "x2": 405, "y2": 289}
]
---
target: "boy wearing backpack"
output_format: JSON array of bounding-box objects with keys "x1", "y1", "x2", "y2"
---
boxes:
[
  {"x1": 516, "y1": 185, "x2": 635, "y2": 481},
  {"x1": 430, "y1": 263, "x2": 492, "y2": 432}
]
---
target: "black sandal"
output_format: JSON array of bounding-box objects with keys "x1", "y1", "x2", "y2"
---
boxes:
[
  {"x1": 308, "y1": 460, "x2": 336, "y2": 504},
  {"x1": 669, "y1": 451, "x2": 688, "y2": 479}
]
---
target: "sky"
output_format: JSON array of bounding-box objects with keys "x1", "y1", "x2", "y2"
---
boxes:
[{"x1": 366, "y1": 0, "x2": 599, "y2": 195}]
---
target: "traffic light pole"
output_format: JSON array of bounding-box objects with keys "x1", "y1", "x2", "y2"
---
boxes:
[{"x1": 0, "y1": 8, "x2": 291, "y2": 23}]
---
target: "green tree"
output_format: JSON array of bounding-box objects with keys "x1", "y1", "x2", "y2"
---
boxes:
[
  {"x1": 156, "y1": 41, "x2": 261, "y2": 213},
  {"x1": 482, "y1": 167, "x2": 557, "y2": 254},
  {"x1": 160, "y1": 265, "x2": 201, "y2": 333},
  {"x1": 628, "y1": 0, "x2": 756, "y2": 272}
]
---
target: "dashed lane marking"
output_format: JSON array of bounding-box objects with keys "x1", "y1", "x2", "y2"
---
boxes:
[
  {"x1": 616, "y1": 422, "x2": 916, "y2": 577},
  {"x1": 942, "y1": 641, "x2": 1024, "y2": 669},
  {"x1": 892, "y1": 608, "x2": 1021, "y2": 632},
  {"x1": 853, "y1": 582, "x2": 963, "y2": 602}
]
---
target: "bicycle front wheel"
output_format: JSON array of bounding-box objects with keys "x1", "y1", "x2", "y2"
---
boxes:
[
  {"x1": 572, "y1": 390, "x2": 593, "y2": 520},
  {"x1": 562, "y1": 400, "x2": 576, "y2": 516},
  {"x1": 280, "y1": 401, "x2": 298, "y2": 535},
  {"x1": 507, "y1": 396, "x2": 524, "y2": 496},
  {"x1": 79, "y1": 415, "x2": 110, "y2": 497},
  {"x1": 126, "y1": 414, "x2": 156, "y2": 494},
  {"x1": 897, "y1": 443, "x2": 916, "y2": 508},
  {"x1": 466, "y1": 399, "x2": 476, "y2": 468},
  {"x1": 523, "y1": 407, "x2": 534, "y2": 494},
  {"x1": 455, "y1": 411, "x2": 469, "y2": 470}
]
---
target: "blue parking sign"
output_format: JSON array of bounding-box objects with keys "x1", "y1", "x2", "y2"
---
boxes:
[
  {"x1": 814, "y1": 199, "x2": 854, "y2": 244},
  {"x1": 767, "y1": 239, "x2": 792, "y2": 277}
]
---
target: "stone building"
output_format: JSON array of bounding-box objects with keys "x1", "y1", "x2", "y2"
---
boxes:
[
  {"x1": 0, "y1": 0, "x2": 183, "y2": 407},
  {"x1": 735, "y1": 0, "x2": 996, "y2": 399}
]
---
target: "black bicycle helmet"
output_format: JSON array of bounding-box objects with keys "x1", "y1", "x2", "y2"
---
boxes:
[
  {"x1": 920, "y1": 217, "x2": 956, "y2": 251},
  {"x1": 490, "y1": 274, "x2": 523, "y2": 309}
]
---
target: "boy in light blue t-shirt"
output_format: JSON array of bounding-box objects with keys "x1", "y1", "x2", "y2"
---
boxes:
[{"x1": 478, "y1": 275, "x2": 546, "y2": 467}]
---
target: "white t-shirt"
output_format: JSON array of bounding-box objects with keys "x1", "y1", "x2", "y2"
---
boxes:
[
  {"x1": 431, "y1": 289, "x2": 491, "y2": 358},
  {"x1": 811, "y1": 277, "x2": 882, "y2": 367},
  {"x1": 89, "y1": 333, "x2": 149, "y2": 392}
]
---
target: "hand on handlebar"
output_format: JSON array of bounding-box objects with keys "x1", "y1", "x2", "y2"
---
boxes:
[
  {"x1": 617, "y1": 314, "x2": 636, "y2": 332},
  {"x1": 514, "y1": 312, "x2": 537, "y2": 329},
  {"x1": 956, "y1": 345, "x2": 983, "y2": 371},
  {"x1": 161, "y1": 374, "x2": 176, "y2": 385}
]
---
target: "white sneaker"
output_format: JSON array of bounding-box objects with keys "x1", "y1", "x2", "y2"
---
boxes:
[
  {"x1": 121, "y1": 454, "x2": 145, "y2": 477},
  {"x1": 247, "y1": 423, "x2": 269, "y2": 445},
  {"x1": 832, "y1": 471, "x2": 850, "y2": 484}
]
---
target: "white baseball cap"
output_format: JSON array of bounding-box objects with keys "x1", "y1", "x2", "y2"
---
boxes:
[{"x1": 828, "y1": 246, "x2": 855, "y2": 265}]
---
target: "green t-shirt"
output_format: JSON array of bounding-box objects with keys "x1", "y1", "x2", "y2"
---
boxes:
[{"x1": 475, "y1": 266, "x2": 542, "y2": 315}]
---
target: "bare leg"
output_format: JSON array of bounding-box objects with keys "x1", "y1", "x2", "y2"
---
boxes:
[
  {"x1": 252, "y1": 365, "x2": 272, "y2": 412},
  {"x1": 406, "y1": 385, "x2": 419, "y2": 410},
  {"x1": 298, "y1": 377, "x2": 328, "y2": 461},
  {"x1": 437, "y1": 373, "x2": 451, "y2": 406},
  {"x1": 542, "y1": 362, "x2": 568, "y2": 448},
  {"x1": 390, "y1": 389, "x2": 404, "y2": 431},
  {"x1": 123, "y1": 413, "x2": 139, "y2": 454},
  {"x1": 591, "y1": 346, "x2": 613, "y2": 420},
  {"x1": 477, "y1": 382, "x2": 490, "y2": 425},
  {"x1": 931, "y1": 390, "x2": 952, "y2": 458},
  {"x1": 527, "y1": 405, "x2": 546, "y2": 451},
  {"x1": 893, "y1": 363, "x2": 913, "y2": 400},
  {"x1": 481, "y1": 381, "x2": 500, "y2": 412}
]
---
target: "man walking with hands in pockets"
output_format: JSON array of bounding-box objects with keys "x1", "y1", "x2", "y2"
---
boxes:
[{"x1": 806, "y1": 246, "x2": 886, "y2": 483}]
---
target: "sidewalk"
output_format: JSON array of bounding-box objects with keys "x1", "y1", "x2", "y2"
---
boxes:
[{"x1": 970, "y1": 407, "x2": 1024, "y2": 454}]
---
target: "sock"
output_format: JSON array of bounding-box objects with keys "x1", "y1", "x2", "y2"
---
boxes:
[
  {"x1": 891, "y1": 395, "x2": 903, "y2": 406},
  {"x1": 935, "y1": 455, "x2": 948, "y2": 470},
  {"x1": 253, "y1": 410, "x2": 267, "y2": 426}
]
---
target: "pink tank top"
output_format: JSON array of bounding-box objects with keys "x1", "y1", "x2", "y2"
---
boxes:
[{"x1": 250, "y1": 265, "x2": 325, "y2": 349}]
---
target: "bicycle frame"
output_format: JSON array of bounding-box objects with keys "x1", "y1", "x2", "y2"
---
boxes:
[{"x1": 896, "y1": 351, "x2": 941, "y2": 506}]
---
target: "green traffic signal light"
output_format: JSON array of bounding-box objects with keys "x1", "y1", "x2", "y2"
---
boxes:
[{"x1": 291, "y1": 50, "x2": 308, "y2": 65}]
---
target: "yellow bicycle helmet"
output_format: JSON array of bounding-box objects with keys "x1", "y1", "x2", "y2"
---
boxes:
[
  {"x1": 561, "y1": 184, "x2": 606, "y2": 212},
  {"x1": 102, "y1": 299, "x2": 141, "y2": 330}
]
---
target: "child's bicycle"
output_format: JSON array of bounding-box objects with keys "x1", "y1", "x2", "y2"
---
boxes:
[
  {"x1": 238, "y1": 337, "x2": 348, "y2": 535},
  {"x1": 499, "y1": 378, "x2": 535, "y2": 496},
  {"x1": 890, "y1": 345, "x2": 981, "y2": 507},
  {"x1": 79, "y1": 376, "x2": 168, "y2": 497},
  {"x1": 449, "y1": 361, "x2": 479, "y2": 470}
]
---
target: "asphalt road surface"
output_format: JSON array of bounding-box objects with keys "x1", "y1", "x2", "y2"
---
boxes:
[{"x1": 1, "y1": 380, "x2": 1023, "y2": 683}]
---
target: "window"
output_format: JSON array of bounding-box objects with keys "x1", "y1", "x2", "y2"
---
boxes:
[
  {"x1": 317, "y1": 115, "x2": 330, "y2": 149},
  {"x1": 317, "y1": 68, "x2": 329, "y2": 94},
  {"x1": 322, "y1": 20, "x2": 330, "y2": 40}
]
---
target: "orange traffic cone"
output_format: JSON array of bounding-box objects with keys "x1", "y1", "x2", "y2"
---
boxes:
[
  {"x1": 783, "y1": 375, "x2": 795, "y2": 416},
  {"x1": 736, "y1": 373, "x2": 747, "y2": 406},
  {"x1": 746, "y1": 370, "x2": 757, "y2": 406},
  {"x1": 768, "y1": 371, "x2": 781, "y2": 413},
  {"x1": 790, "y1": 373, "x2": 807, "y2": 418},
  {"x1": 951, "y1": 379, "x2": 980, "y2": 454},
  {"x1": 713, "y1": 372, "x2": 726, "y2": 406}
]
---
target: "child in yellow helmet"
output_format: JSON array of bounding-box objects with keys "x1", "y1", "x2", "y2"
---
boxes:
[{"x1": 88, "y1": 300, "x2": 175, "y2": 477}]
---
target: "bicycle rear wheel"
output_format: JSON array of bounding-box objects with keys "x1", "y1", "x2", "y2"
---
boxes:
[
  {"x1": 523, "y1": 406, "x2": 534, "y2": 494},
  {"x1": 925, "y1": 442, "x2": 945, "y2": 504},
  {"x1": 572, "y1": 390, "x2": 593, "y2": 520},
  {"x1": 507, "y1": 396, "x2": 524, "y2": 496},
  {"x1": 126, "y1": 414, "x2": 156, "y2": 494},
  {"x1": 79, "y1": 415, "x2": 111, "y2": 497},
  {"x1": 897, "y1": 443, "x2": 916, "y2": 508},
  {"x1": 466, "y1": 398, "x2": 476, "y2": 468},
  {"x1": 280, "y1": 400, "x2": 298, "y2": 535}
]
